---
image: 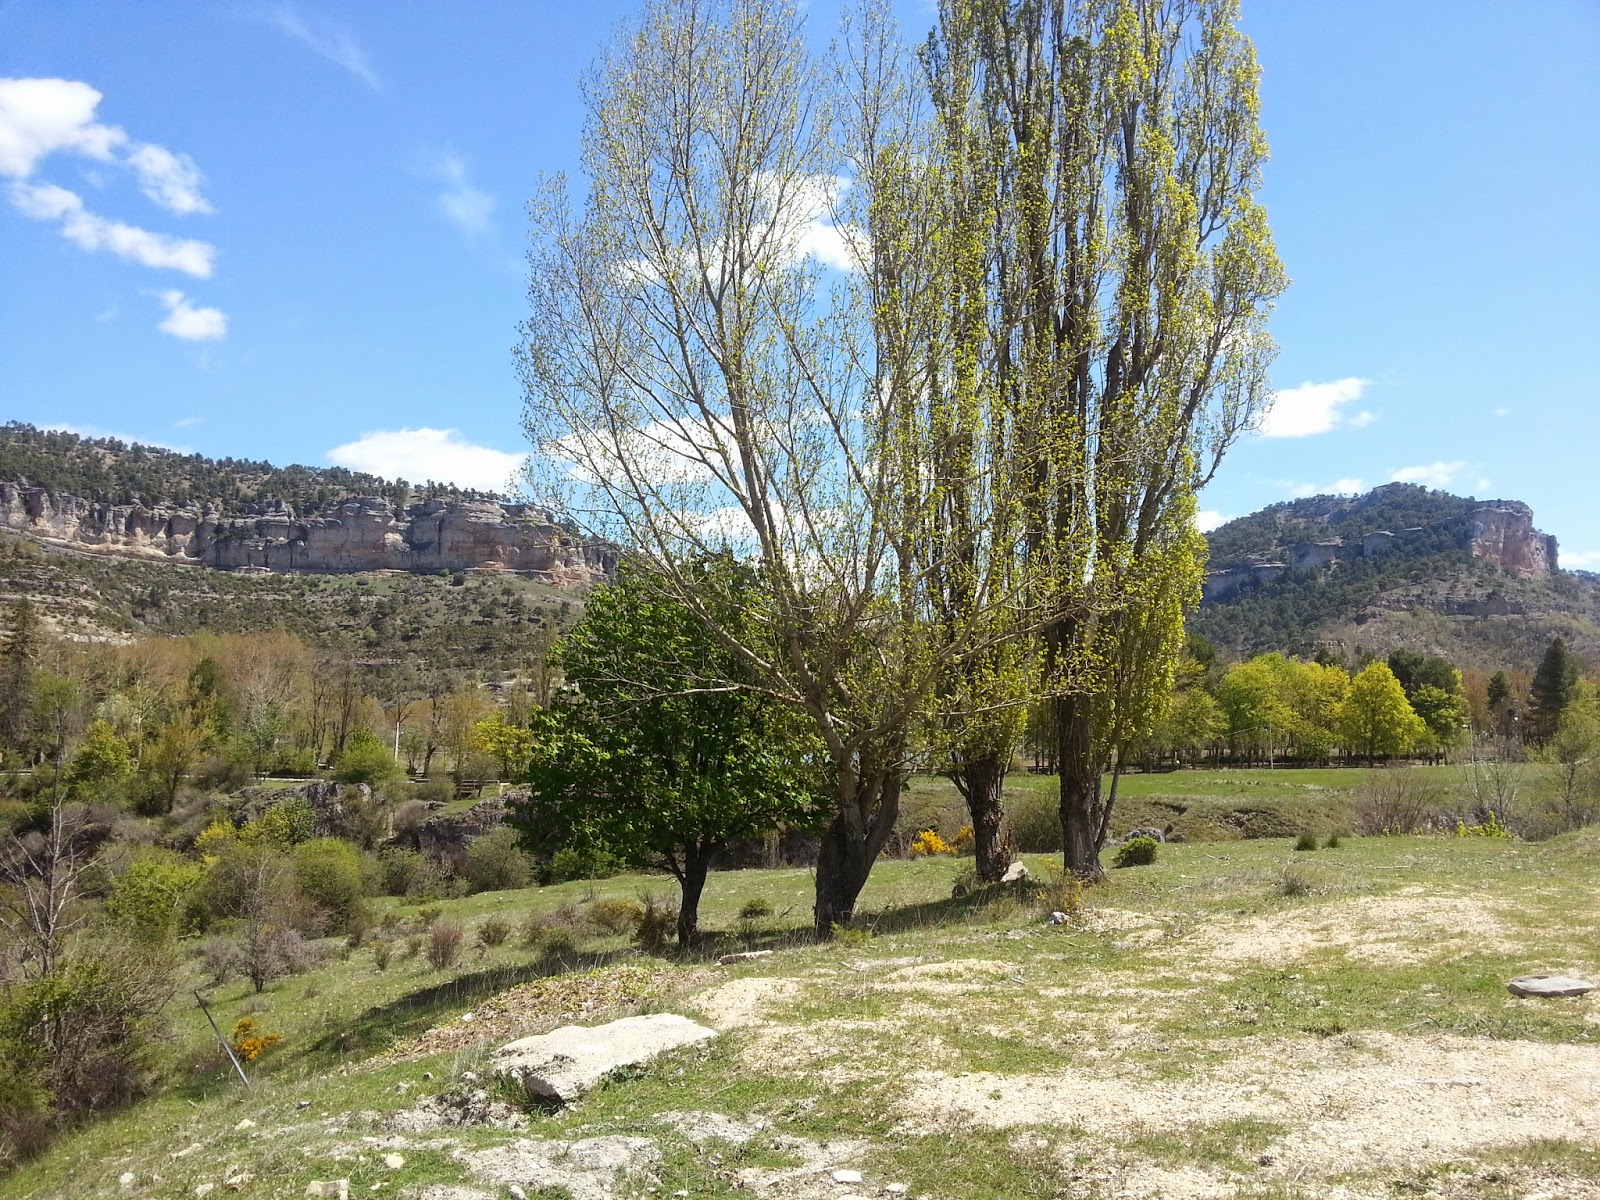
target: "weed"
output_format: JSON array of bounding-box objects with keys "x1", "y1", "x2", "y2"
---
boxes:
[
  {"x1": 371, "y1": 940, "x2": 392, "y2": 972},
  {"x1": 1325, "y1": 832, "x2": 1343, "y2": 849},
  {"x1": 1278, "y1": 865, "x2": 1314, "y2": 897},
  {"x1": 426, "y1": 918, "x2": 464, "y2": 970},
  {"x1": 830, "y1": 922, "x2": 872, "y2": 947},
  {"x1": 633, "y1": 893, "x2": 678, "y2": 954},
  {"x1": 476, "y1": 916, "x2": 511, "y2": 948},
  {"x1": 1293, "y1": 831, "x2": 1319, "y2": 852}
]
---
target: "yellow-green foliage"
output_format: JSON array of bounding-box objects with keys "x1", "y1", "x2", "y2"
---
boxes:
[
  {"x1": 228, "y1": 1017, "x2": 282, "y2": 1063},
  {"x1": 910, "y1": 829, "x2": 953, "y2": 858},
  {"x1": 1457, "y1": 811, "x2": 1510, "y2": 839}
]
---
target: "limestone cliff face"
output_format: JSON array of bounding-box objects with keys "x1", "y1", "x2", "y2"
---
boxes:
[
  {"x1": 1467, "y1": 501, "x2": 1558, "y2": 575},
  {"x1": 0, "y1": 481, "x2": 615, "y2": 582}
]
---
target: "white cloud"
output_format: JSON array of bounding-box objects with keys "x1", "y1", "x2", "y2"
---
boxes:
[
  {"x1": 0, "y1": 78, "x2": 124, "y2": 178},
  {"x1": 264, "y1": 4, "x2": 382, "y2": 91},
  {"x1": 1258, "y1": 377, "x2": 1369, "y2": 438},
  {"x1": 326, "y1": 428, "x2": 527, "y2": 491},
  {"x1": 126, "y1": 142, "x2": 212, "y2": 215},
  {"x1": 1562, "y1": 550, "x2": 1600, "y2": 569},
  {"x1": 1349, "y1": 411, "x2": 1377, "y2": 428},
  {"x1": 429, "y1": 153, "x2": 494, "y2": 238},
  {"x1": 155, "y1": 290, "x2": 227, "y2": 341},
  {"x1": 9, "y1": 182, "x2": 217, "y2": 276},
  {"x1": 1195, "y1": 510, "x2": 1229, "y2": 532},
  {"x1": 1390, "y1": 461, "x2": 1466, "y2": 489},
  {"x1": 173, "y1": 416, "x2": 206, "y2": 428},
  {"x1": 1284, "y1": 477, "x2": 1365, "y2": 499}
]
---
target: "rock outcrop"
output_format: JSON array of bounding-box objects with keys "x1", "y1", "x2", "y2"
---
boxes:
[
  {"x1": 1467, "y1": 501, "x2": 1558, "y2": 576},
  {"x1": 416, "y1": 792, "x2": 516, "y2": 872},
  {"x1": 0, "y1": 482, "x2": 615, "y2": 582}
]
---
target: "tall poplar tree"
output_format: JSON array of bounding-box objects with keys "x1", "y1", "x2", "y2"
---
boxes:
[{"x1": 925, "y1": 0, "x2": 1285, "y2": 875}]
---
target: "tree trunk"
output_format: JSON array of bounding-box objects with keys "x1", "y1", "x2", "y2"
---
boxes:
[
  {"x1": 813, "y1": 769, "x2": 902, "y2": 937},
  {"x1": 956, "y1": 753, "x2": 1010, "y2": 883},
  {"x1": 676, "y1": 848, "x2": 711, "y2": 949},
  {"x1": 1056, "y1": 695, "x2": 1106, "y2": 880}
]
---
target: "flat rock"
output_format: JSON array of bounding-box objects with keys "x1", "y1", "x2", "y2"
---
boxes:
[
  {"x1": 717, "y1": 950, "x2": 774, "y2": 966},
  {"x1": 1507, "y1": 975, "x2": 1596, "y2": 998},
  {"x1": 832, "y1": 1169, "x2": 863, "y2": 1184},
  {"x1": 492, "y1": 1014, "x2": 718, "y2": 1103},
  {"x1": 1001, "y1": 861, "x2": 1030, "y2": 884}
]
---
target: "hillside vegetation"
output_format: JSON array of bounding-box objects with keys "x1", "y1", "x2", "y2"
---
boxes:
[{"x1": 0, "y1": 424, "x2": 492, "y2": 515}]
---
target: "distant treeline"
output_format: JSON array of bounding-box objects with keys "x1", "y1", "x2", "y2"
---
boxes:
[{"x1": 0, "y1": 422, "x2": 497, "y2": 517}]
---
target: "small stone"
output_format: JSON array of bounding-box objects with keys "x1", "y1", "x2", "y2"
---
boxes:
[
  {"x1": 1001, "y1": 861, "x2": 1030, "y2": 884},
  {"x1": 1507, "y1": 975, "x2": 1596, "y2": 998},
  {"x1": 883, "y1": 1187, "x2": 909, "y2": 1196},
  {"x1": 195, "y1": 1186, "x2": 215, "y2": 1199},
  {"x1": 1256, "y1": 1154, "x2": 1277, "y2": 1166},
  {"x1": 395, "y1": 1082, "x2": 412, "y2": 1095},
  {"x1": 225, "y1": 1172, "x2": 256, "y2": 1191},
  {"x1": 234, "y1": 1119, "x2": 256, "y2": 1131},
  {"x1": 120, "y1": 1171, "x2": 137, "y2": 1187},
  {"x1": 508, "y1": 1188, "x2": 528, "y2": 1200},
  {"x1": 423, "y1": 1072, "x2": 434, "y2": 1081},
  {"x1": 1048, "y1": 911, "x2": 1069, "y2": 926},
  {"x1": 174, "y1": 1144, "x2": 204, "y2": 1159},
  {"x1": 382, "y1": 1153, "x2": 405, "y2": 1170},
  {"x1": 461, "y1": 1012, "x2": 475, "y2": 1023},
  {"x1": 674, "y1": 1192, "x2": 689, "y2": 1197},
  {"x1": 460, "y1": 1071, "x2": 479, "y2": 1084},
  {"x1": 717, "y1": 950, "x2": 775, "y2": 966},
  {"x1": 832, "y1": 1170, "x2": 864, "y2": 1185}
]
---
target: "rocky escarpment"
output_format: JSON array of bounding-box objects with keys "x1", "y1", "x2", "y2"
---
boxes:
[
  {"x1": 1203, "y1": 490, "x2": 1559, "y2": 602},
  {"x1": 0, "y1": 482, "x2": 615, "y2": 582}
]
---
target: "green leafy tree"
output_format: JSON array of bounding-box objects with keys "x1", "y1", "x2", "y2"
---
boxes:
[
  {"x1": 106, "y1": 849, "x2": 204, "y2": 943},
  {"x1": 332, "y1": 728, "x2": 399, "y2": 786},
  {"x1": 1153, "y1": 689, "x2": 1225, "y2": 765},
  {"x1": 471, "y1": 713, "x2": 536, "y2": 781},
  {"x1": 926, "y1": 0, "x2": 1285, "y2": 876},
  {"x1": 1336, "y1": 662, "x2": 1425, "y2": 763},
  {"x1": 1528, "y1": 636, "x2": 1579, "y2": 744},
  {"x1": 141, "y1": 714, "x2": 210, "y2": 814},
  {"x1": 66, "y1": 720, "x2": 132, "y2": 799},
  {"x1": 1486, "y1": 670, "x2": 1512, "y2": 710},
  {"x1": 1411, "y1": 685, "x2": 1470, "y2": 753},
  {"x1": 511, "y1": 561, "x2": 826, "y2": 946}
]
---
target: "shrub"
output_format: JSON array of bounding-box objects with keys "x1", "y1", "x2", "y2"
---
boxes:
[
  {"x1": 1033, "y1": 870, "x2": 1084, "y2": 918},
  {"x1": 333, "y1": 730, "x2": 401, "y2": 786},
  {"x1": 241, "y1": 923, "x2": 317, "y2": 993},
  {"x1": 1278, "y1": 865, "x2": 1314, "y2": 897},
  {"x1": 737, "y1": 897, "x2": 773, "y2": 921},
  {"x1": 543, "y1": 844, "x2": 622, "y2": 885},
  {"x1": 291, "y1": 838, "x2": 368, "y2": 934},
  {"x1": 1293, "y1": 832, "x2": 1319, "y2": 852},
  {"x1": 411, "y1": 776, "x2": 455, "y2": 805},
  {"x1": 535, "y1": 927, "x2": 579, "y2": 963},
  {"x1": 401, "y1": 933, "x2": 425, "y2": 960},
  {"x1": 228, "y1": 1017, "x2": 282, "y2": 1063},
  {"x1": 909, "y1": 829, "x2": 952, "y2": 858},
  {"x1": 1353, "y1": 769, "x2": 1446, "y2": 836},
  {"x1": 1007, "y1": 789, "x2": 1063, "y2": 853},
  {"x1": 371, "y1": 940, "x2": 392, "y2": 971},
  {"x1": 1324, "y1": 833, "x2": 1343, "y2": 849},
  {"x1": 376, "y1": 847, "x2": 428, "y2": 897},
  {"x1": 426, "y1": 918, "x2": 464, "y2": 970},
  {"x1": 588, "y1": 897, "x2": 645, "y2": 934},
  {"x1": 241, "y1": 797, "x2": 317, "y2": 848},
  {"x1": 463, "y1": 827, "x2": 533, "y2": 893},
  {"x1": 633, "y1": 893, "x2": 678, "y2": 954},
  {"x1": 951, "y1": 824, "x2": 975, "y2": 855},
  {"x1": 1112, "y1": 836, "x2": 1158, "y2": 868},
  {"x1": 198, "y1": 937, "x2": 236, "y2": 986},
  {"x1": 106, "y1": 849, "x2": 205, "y2": 942},
  {"x1": 476, "y1": 916, "x2": 512, "y2": 948},
  {"x1": 1456, "y1": 810, "x2": 1510, "y2": 838}
]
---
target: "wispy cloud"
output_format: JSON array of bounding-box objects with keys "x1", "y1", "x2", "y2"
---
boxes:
[
  {"x1": 1195, "y1": 509, "x2": 1230, "y2": 532},
  {"x1": 173, "y1": 416, "x2": 206, "y2": 428},
  {"x1": 9, "y1": 181, "x2": 217, "y2": 276},
  {"x1": 264, "y1": 4, "x2": 382, "y2": 92},
  {"x1": 1282, "y1": 477, "x2": 1366, "y2": 499},
  {"x1": 125, "y1": 142, "x2": 212, "y2": 215},
  {"x1": 326, "y1": 428, "x2": 526, "y2": 491},
  {"x1": 154, "y1": 289, "x2": 227, "y2": 341},
  {"x1": 428, "y1": 152, "x2": 495, "y2": 238},
  {"x1": 1562, "y1": 550, "x2": 1600, "y2": 569},
  {"x1": 1258, "y1": 377, "x2": 1370, "y2": 438},
  {"x1": 1390, "y1": 461, "x2": 1466, "y2": 489}
]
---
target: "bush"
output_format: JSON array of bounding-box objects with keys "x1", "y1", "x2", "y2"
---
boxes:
[
  {"x1": 426, "y1": 918, "x2": 464, "y2": 970},
  {"x1": 333, "y1": 730, "x2": 401, "y2": 786},
  {"x1": 106, "y1": 849, "x2": 205, "y2": 942},
  {"x1": 1007, "y1": 788, "x2": 1062, "y2": 853},
  {"x1": 588, "y1": 897, "x2": 645, "y2": 934},
  {"x1": 1293, "y1": 832, "x2": 1319, "y2": 852},
  {"x1": 1278, "y1": 865, "x2": 1315, "y2": 897},
  {"x1": 1354, "y1": 769, "x2": 1447, "y2": 836},
  {"x1": 543, "y1": 844, "x2": 622, "y2": 885},
  {"x1": 909, "y1": 829, "x2": 952, "y2": 858},
  {"x1": 633, "y1": 893, "x2": 678, "y2": 954},
  {"x1": 291, "y1": 838, "x2": 368, "y2": 934},
  {"x1": 1324, "y1": 832, "x2": 1343, "y2": 849},
  {"x1": 463, "y1": 827, "x2": 533, "y2": 893},
  {"x1": 737, "y1": 897, "x2": 773, "y2": 920},
  {"x1": 476, "y1": 916, "x2": 512, "y2": 947},
  {"x1": 375, "y1": 847, "x2": 428, "y2": 897},
  {"x1": 1112, "y1": 836, "x2": 1158, "y2": 868},
  {"x1": 198, "y1": 937, "x2": 236, "y2": 986},
  {"x1": 241, "y1": 797, "x2": 317, "y2": 848},
  {"x1": 371, "y1": 940, "x2": 392, "y2": 971}
]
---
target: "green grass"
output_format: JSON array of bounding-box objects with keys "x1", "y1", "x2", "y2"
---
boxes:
[{"x1": 8, "y1": 823, "x2": 1600, "y2": 1199}]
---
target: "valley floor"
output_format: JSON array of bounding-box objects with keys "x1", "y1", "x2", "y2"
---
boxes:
[{"x1": 7, "y1": 832, "x2": 1599, "y2": 1200}]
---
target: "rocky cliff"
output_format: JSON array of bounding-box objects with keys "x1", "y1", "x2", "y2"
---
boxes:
[{"x1": 0, "y1": 482, "x2": 615, "y2": 582}]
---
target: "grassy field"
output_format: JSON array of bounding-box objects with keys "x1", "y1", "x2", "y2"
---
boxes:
[{"x1": 6, "y1": 806, "x2": 1599, "y2": 1200}]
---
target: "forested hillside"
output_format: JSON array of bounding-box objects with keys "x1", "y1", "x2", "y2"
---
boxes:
[{"x1": 0, "y1": 423, "x2": 492, "y2": 515}]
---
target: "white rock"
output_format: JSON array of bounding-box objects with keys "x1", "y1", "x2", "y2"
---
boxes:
[
  {"x1": 382, "y1": 1153, "x2": 405, "y2": 1170},
  {"x1": 195, "y1": 1186, "x2": 215, "y2": 1199},
  {"x1": 717, "y1": 950, "x2": 775, "y2": 966},
  {"x1": 492, "y1": 1014, "x2": 718, "y2": 1104},
  {"x1": 296, "y1": 1100, "x2": 311, "y2": 1110},
  {"x1": 1001, "y1": 861, "x2": 1030, "y2": 884},
  {"x1": 1507, "y1": 975, "x2": 1596, "y2": 998},
  {"x1": 1049, "y1": 911, "x2": 1069, "y2": 925},
  {"x1": 174, "y1": 1144, "x2": 203, "y2": 1159},
  {"x1": 507, "y1": 1188, "x2": 527, "y2": 1200},
  {"x1": 225, "y1": 1172, "x2": 256, "y2": 1191},
  {"x1": 119, "y1": 1172, "x2": 137, "y2": 1187},
  {"x1": 832, "y1": 1170, "x2": 864, "y2": 1184},
  {"x1": 883, "y1": 1186, "x2": 909, "y2": 1196},
  {"x1": 234, "y1": 1119, "x2": 256, "y2": 1132}
]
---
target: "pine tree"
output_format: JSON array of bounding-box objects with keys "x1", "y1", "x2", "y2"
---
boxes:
[
  {"x1": 0, "y1": 598, "x2": 40, "y2": 755},
  {"x1": 1528, "y1": 637, "x2": 1579, "y2": 743},
  {"x1": 1486, "y1": 671, "x2": 1512, "y2": 710}
]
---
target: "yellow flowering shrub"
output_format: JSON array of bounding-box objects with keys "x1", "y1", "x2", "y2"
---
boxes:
[
  {"x1": 910, "y1": 829, "x2": 952, "y2": 858},
  {"x1": 952, "y1": 824, "x2": 975, "y2": 854},
  {"x1": 230, "y1": 1017, "x2": 283, "y2": 1063}
]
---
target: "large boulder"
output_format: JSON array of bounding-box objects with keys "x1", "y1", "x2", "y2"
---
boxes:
[
  {"x1": 492, "y1": 1014, "x2": 718, "y2": 1104},
  {"x1": 415, "y1": 792, "x2": 517, "y2": 871},
  {"x1": 1507, "y1": 975, "x2": 1596, "y2": 998}
]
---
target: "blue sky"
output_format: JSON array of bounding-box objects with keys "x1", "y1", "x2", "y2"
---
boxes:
[{"x1": 2, "y1": 2, "x2": 1597, "y2": 560}]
